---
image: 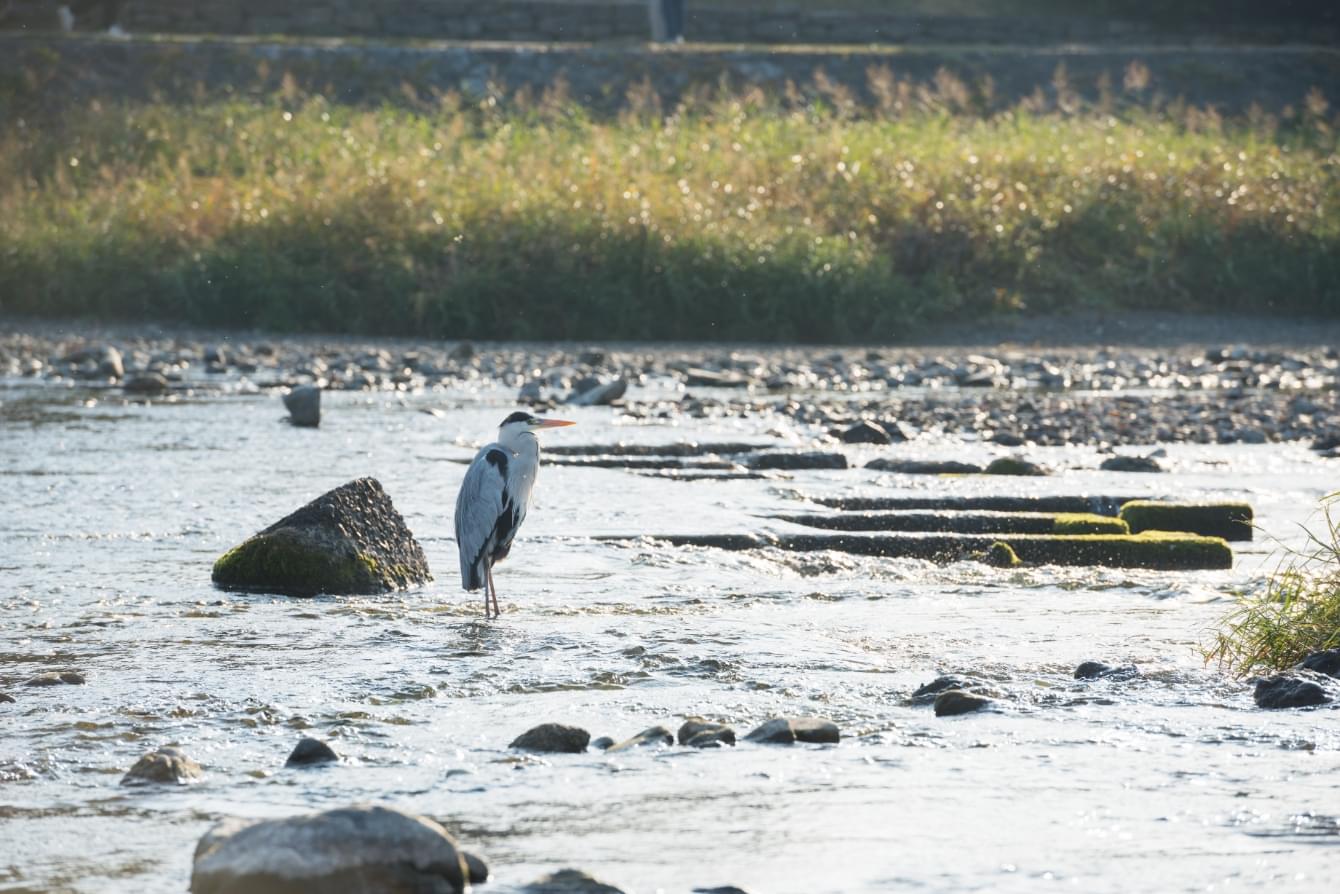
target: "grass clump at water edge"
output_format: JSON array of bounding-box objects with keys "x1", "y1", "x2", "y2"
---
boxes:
[
  {"x1": 1, "y1": 69, "x2": 1337, "y2": 340},
  {"x1": 1205, "y1": 494, "x2": 1340, "y2": 676}
]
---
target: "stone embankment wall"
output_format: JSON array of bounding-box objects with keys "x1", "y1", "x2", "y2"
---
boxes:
[{"x1": 3, "y1": 0, "x2": 1336, "y2": 45}]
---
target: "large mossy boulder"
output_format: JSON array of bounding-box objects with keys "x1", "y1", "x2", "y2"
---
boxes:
[{"x1": 212, "y1": 478, "x2": 431, "y2": 597}]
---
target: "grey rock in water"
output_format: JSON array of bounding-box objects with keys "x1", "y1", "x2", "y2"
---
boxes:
[
  {"x1": 983, "y1": 456, "x2": 1047, "y2": 476},
  {"x1": 685, "y1": 728, "x2": 736, "y2": 748},
  {"x1": 590, "y1": 736, "x2": 616, "y2": 751},
  {"x1": 1253, "y1": 674, "x2": 1331, "y2": 709},
  {"x1": 677, "y1": 718, "x2": 734, "y2": 745},
  {"x1": 909, "y1": 675, "x2": 972, "y2": 705},
  {"x1": 0, "y1": 692, "x2": 16, "y2": 703},
  {"x1": 520, "y1": 868, "x2": 626, "y2": 893},
  {"x1": 211, "y1": 477, "x2": 432, "y2": 597},
  {"x1": 283, "y1": 384, "x2": 321, "y2": 427},
  {"x1": 1100, "y1": 455, "x2": 1164, "y2": 473},
  {"x1": 1074, "y1": 661, "x2": 1140, "y2": 681},
  {"x1": 286, "y1": 737, "x2": 339, "y2": 767},
  {"x1": 1298, "y1": 649, "x2": 1340, "y2": 678},
  {"x1": 746, "y1": 452, "x2": 848, "y2": 471},
  {"x1": 743, "y1": 718, "x2": 796, "y2": 745},
  {"x1": 23, "y1": 670, "x2": 85, "y2": 686},
  {"x1": 791, "y1": 717, "x2": 841, "y2": 744},
  {"x1": 123, "y1": 372, "x2": 169, "y2": 396},
  {"x1": 866, "y1": 458, "x2": 983, "y2": 474},
  {"x1": 461, "y1": 851, "x2": 489, "y2": 884},
  {"x1": 605, "y1": 725, "x2": 674, "y2": 753},
  {"x1": 190, "y1": 805, "x2": 468, "y2": 894},
  {"x1": 839, "y1": 420, "x2": 892, "y2": 444},
  {"x1": 122, "y1": 747, "x2": 203, "y2": 785},
  {"x1": 569, "y1": 377, "x2": 627, "y2": 407},
  {"x1": 934, "y1": 690, "x2": 993, "y2": 717},
  {"x1": 518, "y1": 381, "x2": 545, "y2": 404},
  {"x1": 510, "y1": 723, "x2": 591, "y2": 754}
]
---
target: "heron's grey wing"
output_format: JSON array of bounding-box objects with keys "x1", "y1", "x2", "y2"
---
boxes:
[{"x1": 454, "y1": 447, "x2": 510, "y2": 590}]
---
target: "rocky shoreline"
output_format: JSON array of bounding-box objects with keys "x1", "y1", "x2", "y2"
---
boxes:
[{"x1": 4, "y1": 320, "x2": 1337, "y2": 450}]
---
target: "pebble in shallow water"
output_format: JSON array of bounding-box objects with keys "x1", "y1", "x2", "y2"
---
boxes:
[
  {"x1": 121, "y1": 747, "x2": 203, "y2": 786},
  {"x1": 510, "y1": 723, "x2": 591, "y2": 753},
  {"x1": 285, "y1": 736, "x2": 339, "y2": 767},
  {"x1": 934, "y1": 690, "x2": 994, "y2": 717}
]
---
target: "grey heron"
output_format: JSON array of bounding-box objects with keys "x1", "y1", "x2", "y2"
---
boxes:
[{"x1": 455, "y1": 411, "x2": 575, "y2": 619}]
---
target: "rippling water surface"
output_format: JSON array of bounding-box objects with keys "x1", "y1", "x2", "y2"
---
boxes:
[{"x1": 1, "y1": 371, "x2": 1337, "y2": 894}]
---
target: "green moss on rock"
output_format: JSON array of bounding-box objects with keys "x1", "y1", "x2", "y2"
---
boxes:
[
  {"x1": 1052, "y1": 513, "x2": 1129, "y2": 535},
  {"x1": 983, "y1": 456, "x2": 1047, "y2": 476},
  {"x1": 1119, "y1": 500, "x2": 1253, "y2": 541},
  {"x1": 211, "y1": 529, "x2": 382, "y2": 596},
  {"x1": 982, "y1": 541, "x2": 1022, "y2": 568},
  {"x1": 1007, "y1": 531, "x2": 1233, "y2": 570}
]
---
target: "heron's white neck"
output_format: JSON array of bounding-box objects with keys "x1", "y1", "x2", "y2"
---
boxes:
[{"x1": 497, "y1": 425, "x2": 537, "y2": 454}]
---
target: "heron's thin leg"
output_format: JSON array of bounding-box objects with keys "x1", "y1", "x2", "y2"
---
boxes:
[
  {"x1": 487, "y1": 565, "x2": 500, "y2": 619},
  {"x1": 482, "y1": 567, "x2": 491, "y2": 620}
]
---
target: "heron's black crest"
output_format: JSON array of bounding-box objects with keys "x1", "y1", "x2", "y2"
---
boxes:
[
  {"x1": 485, "y1": 448, "x2": 509, "y2": 480},
  {"x1": 501, "y1": 411, "x2": 531, "y2": 426}
]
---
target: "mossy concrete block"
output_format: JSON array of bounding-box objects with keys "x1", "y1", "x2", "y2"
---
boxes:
[
  {"x1": 1119, "y1": 500, "x2": 1253, "y2": 541},
  {"x1": 1052, "y1": 513, "x2": 1129, "y2": 535},
  {"x1": 212, "y1": 478, "x2": 431, "y2": 596},
  {"x1": 774, "y1": 510, "x2": 1126, "y2": 535}
]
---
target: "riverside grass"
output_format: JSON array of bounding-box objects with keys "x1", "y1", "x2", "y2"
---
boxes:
[
  {"x1": 2, "y1": 80, "x2": 1337, "y2": 340},
  {"x1": 1207, "y1": 495, "x2": 1340, "y2": 676}
]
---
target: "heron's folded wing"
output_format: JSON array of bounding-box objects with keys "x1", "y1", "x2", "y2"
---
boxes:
[{"x1": 454, "y1": 448, "x2": 510, "y2": 576}]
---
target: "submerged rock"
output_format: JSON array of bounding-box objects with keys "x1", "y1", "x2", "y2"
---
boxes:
[
  {"x1": 569, "y1": 377, "x2": 627, "y2": 407},
  {"x1": 0, "y1": 692, "x2": 16, "y2": 703},
  {"x1": 286, "y1": 737, "x2": 339, "y2": 767},
  {"x1": 678, "y1": 718, "x2": 736, "y2": 748},
  {"x1": 1074, "y1": 661, "x2": 1140, "y2": 681},
  {"x1": 123, "y1": 372, "x2": 169, "y2": 396},
  {"x1": 605, "y1": 725, "x2": 674, "y2": 753},
  {"x1": 743, "y1": 718, "x2": 796, "y2": 745},
  {"x1": 909, "y1": 675, "x2": 972, "y2": 706},
  {"x1": 984, "y1": 456, "x2": 1047, "y2": 476},
  {"x1": 1299, "y1": 649, "x2": 1340, "y2": 678},
  {"x1": 746, "y1": 452, "x2": 848, "y2": 471},
  {"x1": 1253, "y1": 674, "x2": 1331, "y2": 709},
  {"x1": 510, "y1": 723, "x2": 591, "y2": 754},
  {"x1": 933, "y1": 690, "x2": 993, "y2": 717},
  {"x1": 212, "y1": 478, "x2": 431, "y2": 597},
  {"x1": 283, "y1": 384, "x2": 321, "y2": 427},
  {"x1": 1100, "y1": 455, "x2": 1164, "y2": 473},
  {"x1": 839, "y1": 420, "x2": 892, "y2": 444},
  {"x1": 865, "y1": 458, "x2": 983, "y2": 474},
  {"x1": 790, "y1": 718, "x2": 840, "y2": 744},
  {"x1": 23, "y1": 671, "x2": 85, "y2": 686},
  {"x1": 520, "y1": 868, "x2": 626, "y2": 893},
  {"x1": 190, "y1": 805, "x2": 468, "y2": 894},
  {"x1": 590, "y1": 736, "x2": 616, "y2": 751},
  {"x1": 122, "y1": 747, "x2": 203, "y2": 785}
]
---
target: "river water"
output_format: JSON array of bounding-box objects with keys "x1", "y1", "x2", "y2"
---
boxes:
[{"x1": 1, "y1": 365, "x2": 1337, "y2": 894}]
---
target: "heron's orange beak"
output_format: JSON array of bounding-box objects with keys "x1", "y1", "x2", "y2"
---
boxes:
[{"x1": 534, "y1": 418, "x2": 576, "y2": 428}]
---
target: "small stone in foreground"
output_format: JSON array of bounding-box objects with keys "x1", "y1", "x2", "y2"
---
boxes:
[
  {"x1": 521, "y1": 868, "x2": 627, "y2": 893},
  {"x1": 283, "y1": 384, "x2": 321, "y2": 427},
  {"x1": 605, "y1": 725, "x2": 674, "y2": 753},
  {"x1": 743, "y1": 718, "x2": 795, "y2": 745},
  {"x1": 1253, "y1": 675, "x2": 1331, "y2": 709},
  {"x1": 1298, "y1": 649, "x2": 1340, "y2": 678},
  {"x1": 934, "y1": 690, "x2": 993, "y2": 717},
  {"x1": 190, "y1": 805, "x2": 468, "y2": 894},
  {"x1": 286, "y1": 737, "x2": 339, "y2": 767},
  {"x1": 510, "y1": 723, "x2": 591, "y2": 754},
  {"x1": 122, "y1": 747, "x2": 203, "y2": 785},
  {"x1": 791, "y1": 717, "x2": 840, "y2": 744}
]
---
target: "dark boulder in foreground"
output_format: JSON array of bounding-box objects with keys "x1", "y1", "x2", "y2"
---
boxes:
[
  {"x1": 190, "y1": 805, "x2": 468, "y2": 894},
  {"x1": 212, "y1": 478, "x2": 431, "y2": 597},
  {"x1": 934, "y1": 690, "x2": 993, "y2": 717},
  {"x1": 520, "y1": 868, "x2": 626, "y2": 893},
  {"x1": 122, "y1": 747, "x2": 203, "y2": 786},
  {"x1": 1298, "y1": 649, "x2": 1340, "y2": 678},
  {"x1": 510, "y1": 723, "x2": 591, "y2": 753},
  {"x1": 1074, "y1": 661, "x2": 1140, "y2": 681},
  {"x1": 1253, "y1": 674, "x2": 1331, "y2": 709},
  {"x1": 283, "y1": 384, "x2": 321, "y2": 427},
  {"x1": 286, "y1": 737, "x2": 339, "y2": 767}
]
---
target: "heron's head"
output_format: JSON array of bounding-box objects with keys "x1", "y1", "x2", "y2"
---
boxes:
[{"x1": 498, "y1": 411, "x2": 576, "y2": 438}]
